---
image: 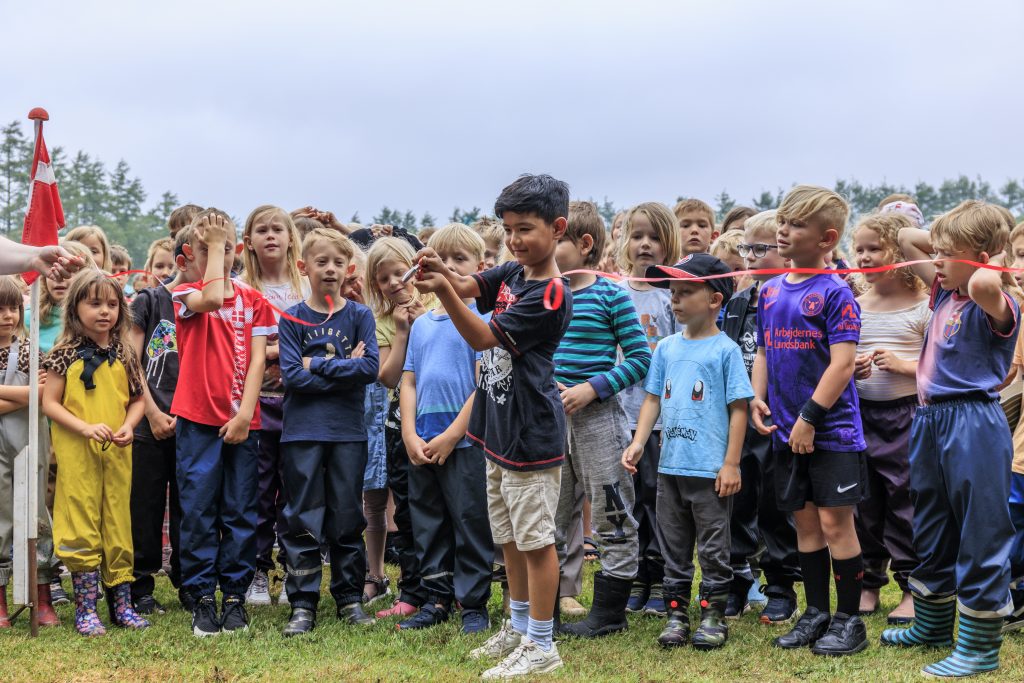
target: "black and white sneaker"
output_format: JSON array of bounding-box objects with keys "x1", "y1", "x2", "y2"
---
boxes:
[
  {"x1": 192, "y1": 595, "x2": 221, "y2": 637},
  {"x1": 49, "y1": 578, "x2": 70, "y2": 606},
  {"x1": 221, "y1": 595, "x2": 250, "y2": 633}
]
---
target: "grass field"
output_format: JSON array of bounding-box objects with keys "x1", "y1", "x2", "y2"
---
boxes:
[{"x1": 2, "y1": 563, "x2": 1023, "y2": 682}]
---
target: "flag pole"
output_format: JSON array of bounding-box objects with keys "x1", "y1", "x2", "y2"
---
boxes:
[{"x1": 24, "y1": 107, "x2": 48, "y2": 638}]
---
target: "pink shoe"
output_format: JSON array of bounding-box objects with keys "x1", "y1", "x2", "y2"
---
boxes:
[{"x1": 376, "y1": 600, "x2": 418, "y2": 618}]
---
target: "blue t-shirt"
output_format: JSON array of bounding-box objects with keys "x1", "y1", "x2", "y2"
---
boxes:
[
  {"x1": 278, "y1": 300, "x2": 379, "y2": 443},
  {"x1": 756, "y1": 273, "x2": 866, "y2": 452},
  {"x1": 644, "y1": 332, "x2": 753, "y2": 478},
  {"x1": 917, "y1": 281, "x2": 1019, "y2": 404},
  {"x1": 404, "y1": 305, "x2": 489, "y2": 446}
]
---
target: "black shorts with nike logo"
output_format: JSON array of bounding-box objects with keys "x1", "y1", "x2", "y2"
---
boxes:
[{"x1": 773, "y1": 445, "x2": 868, "y2": 511}]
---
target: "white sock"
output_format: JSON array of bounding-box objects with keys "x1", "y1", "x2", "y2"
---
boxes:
[
  {"x1": 510, "y1": 599, "x2": 529, "y2": 635},
  {"x1": 527, "y1": 617, "x2": 554, "y2": 652}
]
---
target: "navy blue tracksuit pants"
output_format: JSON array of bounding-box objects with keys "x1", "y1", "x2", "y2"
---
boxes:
[
  {"x1": 176, "y1": 418, "x2": 260, "y2": 599},
  {"x1": 408, "y1": 445, "x2": 492, "y2": 610},
  {"x1": 908, "y1": 400, "x2": 1014, "y2": 617},
  {"x1": 280, "y1": 440, "x2": 368, "y2": 610}
]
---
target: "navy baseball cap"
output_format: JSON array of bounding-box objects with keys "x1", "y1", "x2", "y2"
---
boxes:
[{"x1": 645, "y1": 253, "x2": 735, "y2": 302}]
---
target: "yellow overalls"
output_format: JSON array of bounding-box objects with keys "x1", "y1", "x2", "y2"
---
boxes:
[{"x1": 51, "y1": 346, "x2": 134, "y2": 586}]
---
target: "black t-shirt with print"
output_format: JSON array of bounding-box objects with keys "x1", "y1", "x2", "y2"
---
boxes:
[
  {"x1": 469, "y1": 262, "x2": 572, "y2": 472},
  {"x1": 130, "y1": 286, "x2": 179, "y2": 439}
]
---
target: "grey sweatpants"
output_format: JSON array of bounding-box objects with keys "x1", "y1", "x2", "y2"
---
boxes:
[
  {"x1": 555, "y1": 396, "x2": 639, "y2": 593},
  {"x1": 657, "y1": 473, "x2": 733, "y2": 596}
]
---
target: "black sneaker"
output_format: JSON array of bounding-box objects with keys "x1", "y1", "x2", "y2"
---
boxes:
[
  {"x1": 179, "y1": 587, "x2": 196, "y2": 612},
  {"x1": 282, "y1": 607, "x2": 316, "y2": 637},
  {"x1": 760, "y1": 587, "x2": 798, "y2": 625},
  {"x1": 134, "y1": 594, "x2": 166, "y2": 615},
  {"x1": 221, "y1": 595, "x2": 250, "y2": 633},
  {"x1": 773, "y1": 607, "x2": 830, "y2": 649},
  {"x1": 338, "y1": 602, "x2": 376, "y2": 625},
  {"x1": 461, "y1": 608, "x2": 490, "y2": 634},
  {"x1": 810, "y1": 612, "x2": 868, "y2": 656},
  {"x1": 398, "y1": 603, "x2": 450, "y2": 630},
  {"x1": 192, "y1": 595, "x2": 221, "y2": 638},
  {"x1": 724, "y1": 592, "x2": 749, "y2": 619}
]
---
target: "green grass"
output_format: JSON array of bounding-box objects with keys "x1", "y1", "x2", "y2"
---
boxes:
[{"x1": 2, "y1": 563, "x2": 1022, "y2": 682}]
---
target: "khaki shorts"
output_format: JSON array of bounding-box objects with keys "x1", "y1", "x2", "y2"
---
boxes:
[{"x1": 486, "y1": 459, "x2": 561, "y2": 552}]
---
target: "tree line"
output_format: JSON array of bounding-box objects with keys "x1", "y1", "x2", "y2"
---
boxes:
[{"x1": 2, "y1": 120, "x2": 1022, "y2": 265}]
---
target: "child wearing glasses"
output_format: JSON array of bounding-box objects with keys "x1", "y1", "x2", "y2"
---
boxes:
[{"x1": 720, "y1": 210, "x2": 802, "y2": 624}]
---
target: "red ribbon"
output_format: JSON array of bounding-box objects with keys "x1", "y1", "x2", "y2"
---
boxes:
[
  {"x1": 543, "y1": 258, "x2": 1020, "y2": 309},
  {"x1": 108, "y1": 270, "x2": 335, "y2": 327}
]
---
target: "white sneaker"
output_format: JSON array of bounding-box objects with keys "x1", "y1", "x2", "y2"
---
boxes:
[
  {"x1": 245, "y1": 570, "x2": 272, "y2": 606},
  {"x1": 480, "y1": 638, "x2": 562, "y2": 679},
  {"x1": 470, "y1": 619, "x2": 523, "y2": 660}
]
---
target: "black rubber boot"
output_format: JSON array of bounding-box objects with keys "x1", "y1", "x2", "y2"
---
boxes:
[
  {"x1": 559, "y1": 571, "x2": 630, "y2": 638},
  {"x1": 657, "y1": 585, "x2": 691, "y2": 648},
  {"x1": 692, "y1": 592, "x2": 729, "y2": 650},
  {"x1": 282, "y1": 607, "x2": 316, "y2": 637}
]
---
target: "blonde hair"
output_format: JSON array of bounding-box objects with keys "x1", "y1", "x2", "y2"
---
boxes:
[
  {"x1": 777, "y1": 185, "x2": 851, "y2": 239},
  {"x1": 744, "y1": 210, "x2": 779, "y2": 238},
  {"x1": 1008, "y1": 221, "x2": 1024, "y2": 262},
  {"x1": 39, "y1": 240, "x2": 98, "y2": 326},
  {"x1": 930, "y1": 200, "x2": 1010, "y2": 255},
  {"x1": 472, "y1": 216, "x2": 504, "y2": 247},
  {"x1": 673, "y1": 198, "x2": 716, "y2": 227},
  {"x1": 365, "y1": 237, "x2": 420, "y2": 317},
  {"x1": 242, "y1": 205, "x2": 304, "y2": 295},
  {"x1": 429, "y1": 223, "x2": 486, "y2": 263},
  {"x1": 52, "y1": 270, "x2": 133, "y2": 354},
  {"x1": 566, "y1": 201, "x2": 606, "y2": 267},
  {"x1": 294, "y1": 216, "x2": 325, "y2": 239},
  {"x1": 0, "y1": 276, "x2": 26, "y2": 339},
  {"x1": 144, "y1": 238, "x2": 174, "y2": 273},
  {"x1": 710, "y1": 230, "x2": 743, "y2": 260},
  {"x1": 301, "y1": 228, "x2": 356, "y2": 261},
  {"x1": 852, "y1": 212, "x2": 923, "y2": 291},
  {"x1": 878, "y1": 193, "x2": 915, "y2": 210},
  {"x1": 64, "y1": 225, "x2": 113, "y2": 272},
  {"x1": 619, "y1": 202, "x2": 681, "y2": 274}
]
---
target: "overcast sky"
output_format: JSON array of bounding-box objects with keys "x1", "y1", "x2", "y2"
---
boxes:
[{"x1": 3, "y1": 0, "x2": 1023, "y2": 224}]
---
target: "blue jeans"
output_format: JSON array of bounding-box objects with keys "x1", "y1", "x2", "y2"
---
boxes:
[{"x1": 176, "y1": 418, "x2": 260, "y2": 599}]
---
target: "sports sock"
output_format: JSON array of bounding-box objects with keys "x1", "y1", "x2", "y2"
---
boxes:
[
  {"x1": 510, "y1": 599, "x2": 529, "y2": 635},
  {"x1": 799, "y1": 547, "x2": 831, "y2": 613},
  {"x1": 527, "y1": 616, "x2": 554, "y2": 652},
  {"x1": 831, "y1": 554, "x2": 864, "y2": 615}
]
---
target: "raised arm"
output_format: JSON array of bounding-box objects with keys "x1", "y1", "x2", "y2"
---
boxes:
[{"x1": 897, "y1": 227, "x2": 936, "y2": 286}]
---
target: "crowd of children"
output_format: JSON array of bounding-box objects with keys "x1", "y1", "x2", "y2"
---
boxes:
[{"x1": 0, "y1": 176, "x2": 1023, "y2": 680}]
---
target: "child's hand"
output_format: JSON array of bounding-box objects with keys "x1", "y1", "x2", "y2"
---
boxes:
[
  {"x1": 872, "y1": 349, "x2": 906, "y2": 374},
  {"x1": 302, "y1": 357, "x2": 313, "y2": 370},
  {"x1": 427, "y1": 432, "x2": 459, "y2": 466},
  {"x1": 405, "y1": 436, "x2": 434, "y2": 466},
  {"x1": 854, "y1": 352, "x2": 874, "y2": 380},
  {"x1": 197, "y1": 213, "x2": 230, "y2": 246},
  {"x1": 350, "y1": 341, "x2": 366, "y2": 359},
  {"x1": 370, "y1": 224, "x2": 394, "y2": 239},
  {"x1": 750, "y1": 398, "x2": 777, "y2": 435},
  {"x1": 789, "y1": 419, "x2": 815, "y2": 454},
  {"x1": 715, "y1": 463, "x2": 741, "y2": 497},
  {"x1": 112, "y1": 424, "x2": 134, "y2": 447},
  {"x1": 560, "y1": 382, "x2": 598, "y2": 416},
  {"x1": 81, "y1": 422, "x2": 114, "y2": 444},
  {"x1": 219, "y1": 415, "x2": 250, "y2": 445},
  {"x1": 394, "y1": 299, "x2": 426, "y2": 333},
  {"x1": 412, "y1": 248, "x2": 444, "y2": 276},
  {"x1": 621, "y1": 442, "x2": 644, "y2": 475},
  {"x1": 147, "y1": 410, "x2": 177, "y2": 441},
  {"x1": 37, "y1": 370, "x2": 46, "y2": 387}
]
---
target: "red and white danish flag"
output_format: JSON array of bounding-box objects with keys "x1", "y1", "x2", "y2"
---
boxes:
[{"x1": 21, "y1": 125, "x2": 65, "y2": 284}]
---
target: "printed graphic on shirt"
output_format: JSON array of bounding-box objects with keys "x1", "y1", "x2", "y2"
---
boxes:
[
  {"x1": 943, "y1": 310, "x2": 962, "y2": 340},
  {"x1": 144, "y1": 319, "x2": 177, "y2": 385},
  {"x1": 480, "y1": 282, "x2": 518, "y2": 406},
  {"x1": 691, "y1": 380, "x2": 704, "y2": 401},
  {"x1": 739, "y1": 329, "x2": 757, "y2": 373},
  {"x1": 801, "y1": 292, "x2": 824, "y2": 316},
  {"x1": 664, "y1": 379, "x2": 671, "y2": 399}
]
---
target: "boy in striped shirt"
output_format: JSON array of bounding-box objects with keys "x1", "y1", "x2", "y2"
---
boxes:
[{"x1": 552, "y1": 201, "x2": 651, "y2": 638}]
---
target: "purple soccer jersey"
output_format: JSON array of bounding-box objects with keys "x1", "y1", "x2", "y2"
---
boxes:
[{"x1": 756, "y1": 273, "x2": 866, "y2": 452}]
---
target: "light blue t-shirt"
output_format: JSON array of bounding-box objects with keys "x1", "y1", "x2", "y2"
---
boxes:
[
  {"x1": 404, "y1": 304, "x2": 490, "y2": 446},
  {"x1": 644, "y1": 331, "x2": 754, "y2": 478}
]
